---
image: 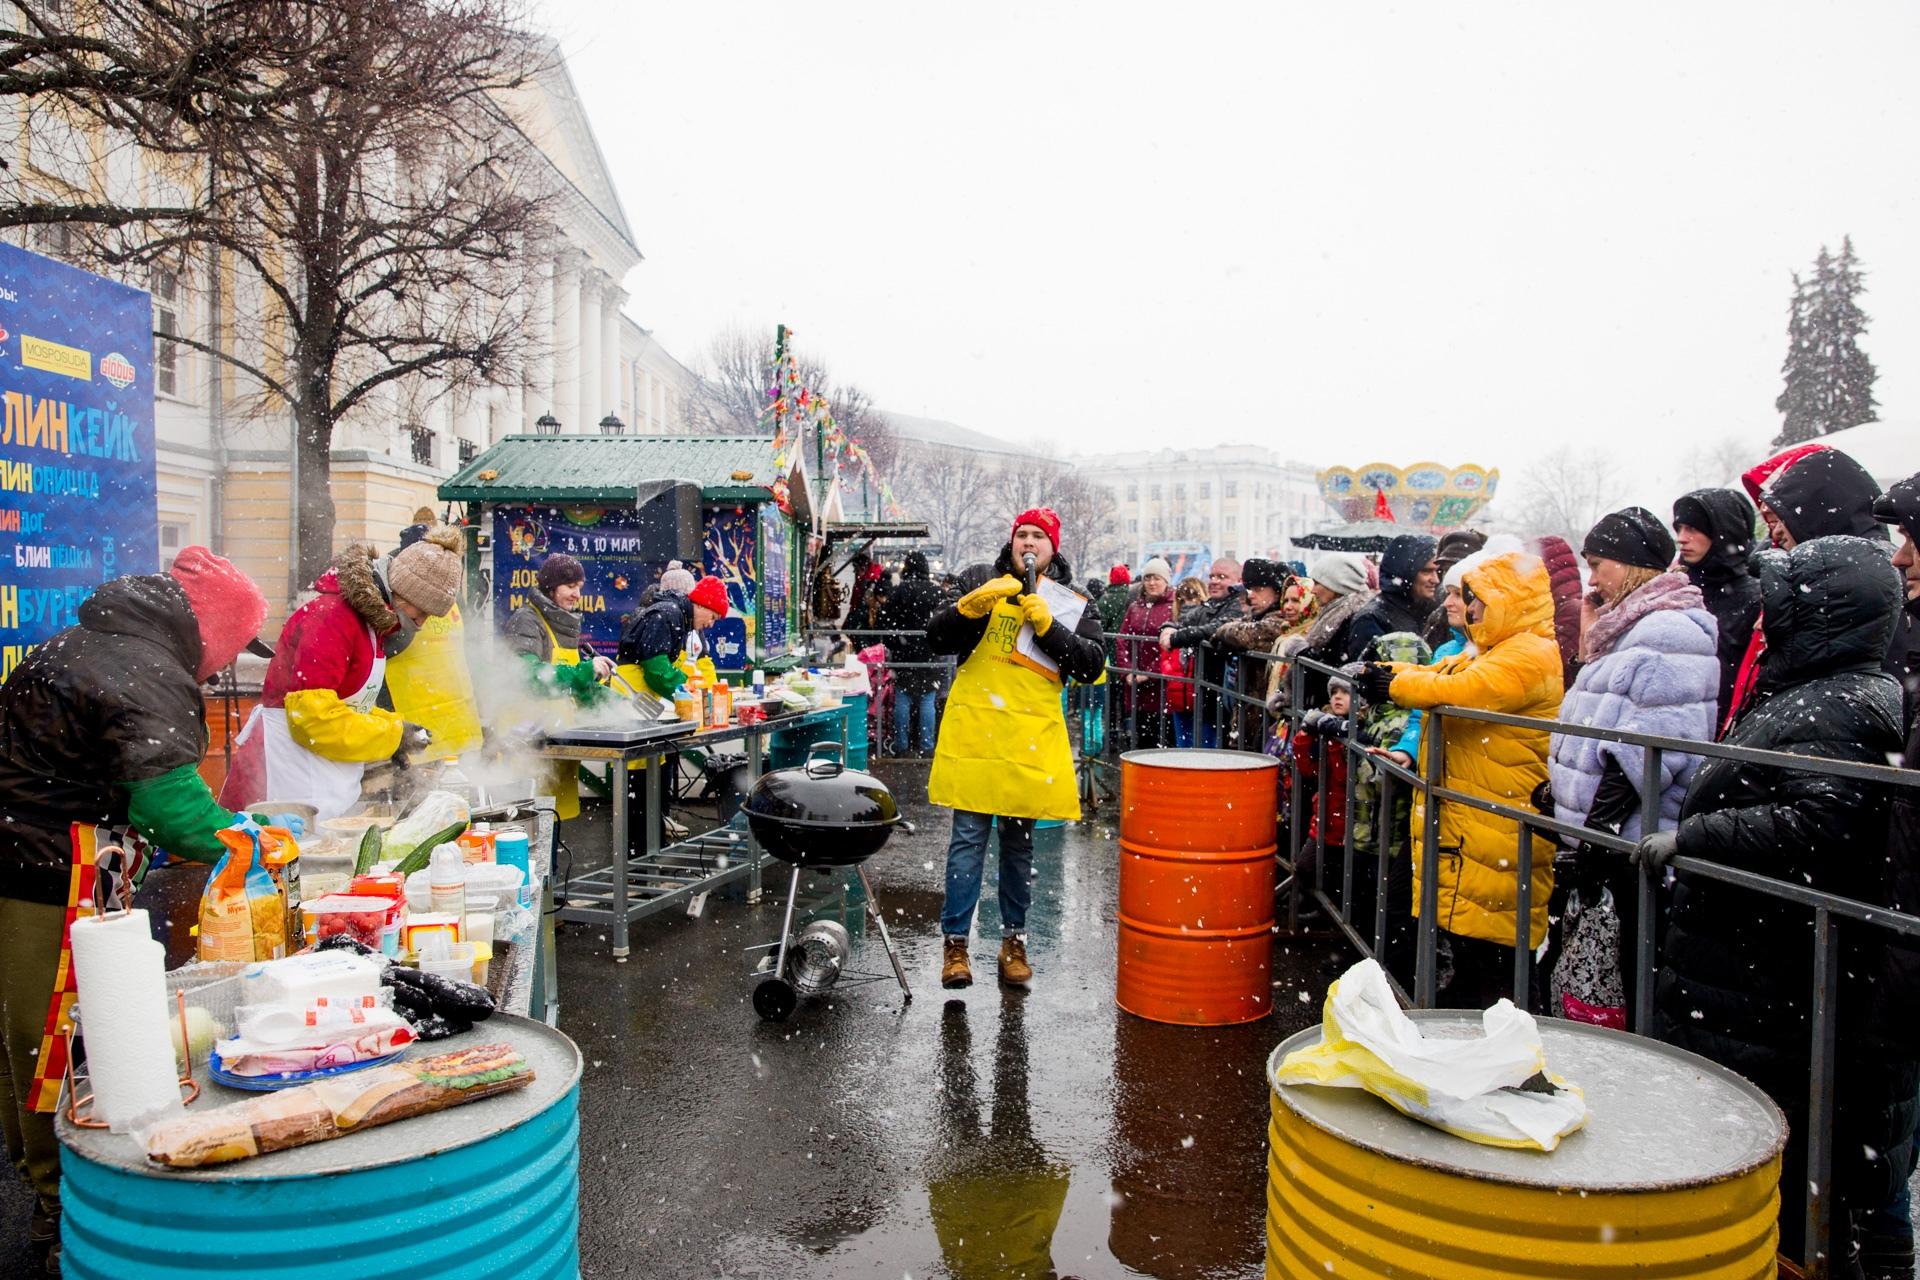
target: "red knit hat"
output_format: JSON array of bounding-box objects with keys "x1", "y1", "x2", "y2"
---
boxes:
[
  {"x1": 1109, "y1": 564, "x2": 1131, "y2": 585},
  {"x1": 167, "y1": 546, "x2": 269, "y2": 680},
  {"x1": 1012, "y1": 507, "x2": 1062, "y2": 553},
  {"x1": 688, "y1": 575, "x2": 730, "y2": 618}
]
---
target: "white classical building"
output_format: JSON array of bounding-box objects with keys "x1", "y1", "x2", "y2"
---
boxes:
[
  {"x1": 1076, "y1": 444, "x2": 1326, "y2": 565},
  {"x1": 10, "y1": 37, "x2": 699, "y2": 619}
]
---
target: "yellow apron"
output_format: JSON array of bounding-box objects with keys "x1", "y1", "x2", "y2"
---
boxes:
[
  {"x1": 928, "y1": 599, "x2": 1080, "y2": 822},
  {"x1": 539, "y1": 616, "x2": 584, "y2": 821},
  {"x1": 385, "y1": 603, "x2": 482, "y2": 758}
]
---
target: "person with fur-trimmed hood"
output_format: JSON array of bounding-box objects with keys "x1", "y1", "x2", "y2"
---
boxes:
[{"x1": 221, "y1": 529, "x2": 464, "y2": 820}]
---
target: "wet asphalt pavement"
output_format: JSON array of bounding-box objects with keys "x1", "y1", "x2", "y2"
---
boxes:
[
  {"x1": 553, "y1": 756, "x2": 1334, "y2": 1279},
  {"x1": 0, "y1": 757, "x2": 1339, "y2": 1279}
]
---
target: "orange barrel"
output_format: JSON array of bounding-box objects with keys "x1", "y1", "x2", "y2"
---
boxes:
[{"x1": 1117, "y1": 748, "x2": 1279, "y2": 1025}]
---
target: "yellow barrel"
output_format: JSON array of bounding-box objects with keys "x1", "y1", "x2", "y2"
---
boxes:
[{"x1": 1266, "y1": 1012, "x2": 1785, "y2": 1279}]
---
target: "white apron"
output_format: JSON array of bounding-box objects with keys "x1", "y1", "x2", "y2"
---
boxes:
[{"x1": 233, "y1": 625, "x2": 387, "y2": 822}]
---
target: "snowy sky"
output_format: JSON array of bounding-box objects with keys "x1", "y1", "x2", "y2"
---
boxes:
[{"x1": 536, "y1": 0, "x2": 1919, "y2": 499}]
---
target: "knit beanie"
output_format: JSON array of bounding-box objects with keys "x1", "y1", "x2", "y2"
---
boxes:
[
  {"x1": 387, "y1": 525, "x2": 464, "y2": 617},
  {"x1": 1310, "y1": 552, "x2": 1369, "y2": 596},
  {"x1": 660, "y1": 560, "x2": 697, "y2": 594},
  {"x1": 168, "y1": 545, "x2": 270, "y2": 680},
  {"x1": 536, "y1": 552, "x2": 585, "y2": 597},
  {"x1": 1139, "y1": 557, "x2": 1173, "y2": 581},
  {"x1": 1582, "y1": 506, "x2": 1675, "y2": 571},
  {"x1": 689, "y1": 575, "x2": 730, "y2": 617},
  {"x1": 1012, "y1": 507, "x2": 1062, "y2": 553},
  {"x1": 1109, "y1": 564, "x2": 1132, "y2": 585}
]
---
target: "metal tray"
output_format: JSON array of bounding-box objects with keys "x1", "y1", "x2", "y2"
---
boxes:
[{"x1": 539, "y1": 721, "x2": 696, "y2": 749}]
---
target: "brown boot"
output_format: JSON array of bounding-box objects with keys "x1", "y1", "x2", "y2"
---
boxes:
[
  {"x1": 941, "y1": 938, "x2": 972, "y2": 989},
  {"x1": 998, "y1": 936, "x2": 1032, "y2": 987}
]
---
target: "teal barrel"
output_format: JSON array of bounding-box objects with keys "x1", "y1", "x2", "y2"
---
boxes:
[
  {"x1": 843, "y1": 693, "x2": 869, "y2": 769},
  {"x1": 59, "y1": 1017, "x2": 581, "y2": 1280}
]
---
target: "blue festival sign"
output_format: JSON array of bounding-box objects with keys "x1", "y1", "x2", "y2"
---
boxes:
[
  {"x1": 0, "y1": 243, "x2": 157, "y2": 679},
  {"x1": 760, "y1": 502, "x2": 789, "y2": 655},
  {"x1": 493, "y1": 506, "x2": 665, "y2": 651},
  {"x1": 701, "y1": 506, "x2": 757, "y2": 671}
]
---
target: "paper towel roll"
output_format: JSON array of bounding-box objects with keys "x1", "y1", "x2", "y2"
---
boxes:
[{"x1": 70, "y1": 910, "x2": 184, "y2": 1133}]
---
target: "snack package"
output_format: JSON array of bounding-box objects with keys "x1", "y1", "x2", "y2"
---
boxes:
[
  {"x1": 240, "y1": 951, "x2": 384, "y2": 1006},
  {"x1": 144, "y1": 1043, "x2": 534, "y2": 1168},
  {"x1": 199, "y1": 821, "x2": 289, "y2": 963}
]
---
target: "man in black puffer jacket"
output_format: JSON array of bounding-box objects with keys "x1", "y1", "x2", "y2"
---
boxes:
[
  {"x1": 1860, "y1": 474, "x2": 1920, "y2": 1280},
  {"x1": 1346, "y1": 533, "x2": 1437, "y2": 661},
  {"x1": 1672, "y1": 487, "x2": 1762, "y2": 718},
  {"x1": 1639, "y1": 535, "x2": 1913, "y2": 1272}
]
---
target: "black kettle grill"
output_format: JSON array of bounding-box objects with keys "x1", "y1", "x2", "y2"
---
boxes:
[{"x1": 743, "y1": 741, "x2": 913, "y2": 1020}]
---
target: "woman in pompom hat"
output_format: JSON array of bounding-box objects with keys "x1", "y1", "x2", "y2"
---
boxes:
[
  {"x1": 926, "y1": 507, "x2": 1104, "y2": 990},
  {"x1": 223, "y1": 528, "x2": 463, "y2": 820},
  {"x1": 0, "y1": 547, "x2": 268, "y2": 1247}
]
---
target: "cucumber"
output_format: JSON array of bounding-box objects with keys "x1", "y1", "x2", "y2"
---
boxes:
[
  {"x1": 391, "y1": 820, "x2": 471, "y2": 877},
  {"x1": 353, "y1": 825, "x2": 383, "y2": 876}
]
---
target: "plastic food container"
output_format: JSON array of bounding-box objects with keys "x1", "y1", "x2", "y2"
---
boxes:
[
  {"x1": 402, "y1": 913, "x2": 463, "y2": 958},
  {"x1": 318, "y1": 813, "x2": 394, "y2": 844},
  {"x1": 297, "y1": 839, "x2": 354, "y2": 903},
  {"x1": 405, "y1": 864, "x2": 524, "y2": 914},
  {"x1": 417, "y1": 942, "x2": 475, "y2": 983},
  {"x1": 298, "y1": 896, "x2": 398, "y2": 950}
]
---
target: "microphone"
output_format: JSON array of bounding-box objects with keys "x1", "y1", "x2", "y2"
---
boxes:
[{"x1": 1021, "y1": 552, "x2": 1037, "y2": 596}]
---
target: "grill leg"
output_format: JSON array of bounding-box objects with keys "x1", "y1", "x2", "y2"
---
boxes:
[
  {"x1": 856, "y1": 865, "x2": 913, "y2": 1001},
  {"x1": 771, "y1": 865, "x2": 803, "y2": 979}
]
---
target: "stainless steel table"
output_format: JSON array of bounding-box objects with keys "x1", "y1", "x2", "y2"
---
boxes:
[{"x1": 537, "y1": 705, "x2": 847, "y2": 957}]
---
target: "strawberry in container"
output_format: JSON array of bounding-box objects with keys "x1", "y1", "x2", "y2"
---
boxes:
[
  {"x1": 344, "y1": 874, "x2": 408, "y2": 954},
  {"x1": 300, "y1": 894, "x2": 397, "y2": 951}
]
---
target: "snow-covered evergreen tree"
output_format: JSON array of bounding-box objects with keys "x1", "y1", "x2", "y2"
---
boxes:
[{"x1": 1774, "y1": 238, "x2": 1878, "y2": 446}]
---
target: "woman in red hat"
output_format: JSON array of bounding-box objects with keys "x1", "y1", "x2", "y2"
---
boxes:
[{"x1": 926, "y1": 508, "x2": 1105, "y2": 990}]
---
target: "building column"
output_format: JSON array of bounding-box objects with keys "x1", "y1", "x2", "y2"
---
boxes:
[
  {"x1": 551, "y1": 250, "x2": 580, "y2": 431},
  {"x1": 576, "y1": 271, "x2": 601, "y2": 430},
  {"x1": 601, "y1": 288, "x2": 623, "y2": 428}
]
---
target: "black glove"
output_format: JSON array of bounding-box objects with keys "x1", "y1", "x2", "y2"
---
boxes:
[
  {"x1": 1299, "y1": 710, "x2": 1350, "y2": 739},
  {"x1": 1633, "y1": 829, "x2": 1679, "y2": 872},
  {"x1": 392, "y1": 721, "x2": 432, "y2": 766},
  {"x1": 1354, "y1": 664, "x2": 1397, "y2": 706}
]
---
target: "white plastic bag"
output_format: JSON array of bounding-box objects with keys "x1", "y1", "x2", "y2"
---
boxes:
[{"x1": 1274, "y1": 958, "x2": 1589, "y2": 1151}]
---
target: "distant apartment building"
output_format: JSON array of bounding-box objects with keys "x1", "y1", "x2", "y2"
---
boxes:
[{"x1": 1077, "y1": 444, "x2": 1325, "y2": 564}]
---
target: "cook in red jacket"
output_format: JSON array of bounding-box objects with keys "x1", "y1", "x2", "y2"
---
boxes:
[{"x1": 221, "y1": 528, "x2": 464, "y2": 819}]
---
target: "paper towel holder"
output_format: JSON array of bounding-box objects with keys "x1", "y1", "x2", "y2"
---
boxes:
[{"x1": 64, "y1": 989, "x2": 202, "y2": 1129}]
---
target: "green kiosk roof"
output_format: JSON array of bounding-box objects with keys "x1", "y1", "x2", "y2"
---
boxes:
[{"x1": 438, "y1": 434, "x2": 779, "y2": 504}]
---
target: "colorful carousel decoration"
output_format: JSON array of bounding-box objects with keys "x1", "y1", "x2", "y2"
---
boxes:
[{"x1": 1295, "y1": 462, "x2": 1500, "y2": 551}]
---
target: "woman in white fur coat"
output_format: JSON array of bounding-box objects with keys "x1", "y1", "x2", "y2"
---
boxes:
[{"x1": 1549, "y1": 506, "x2": 1721, "y2": 843}]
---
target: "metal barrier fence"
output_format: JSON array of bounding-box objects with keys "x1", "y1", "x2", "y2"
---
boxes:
[{"x1": 814, "y1": 619, "x2": 1920, "y2": 1275}]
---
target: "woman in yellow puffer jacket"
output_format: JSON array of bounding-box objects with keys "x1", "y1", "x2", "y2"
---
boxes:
[{"x1": 1357, "y1": 550, "x2": 1564, "y2": 1008}]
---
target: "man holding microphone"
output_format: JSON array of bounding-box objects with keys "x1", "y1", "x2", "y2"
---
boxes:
[{"x1": 926, "y1": 509, "x2": 1105, "y2": 989}]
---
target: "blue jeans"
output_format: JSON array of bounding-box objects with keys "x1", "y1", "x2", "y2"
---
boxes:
[
  {"x1": 1171, "y1": 715, "x2": 1216, "y2": 749},
  {"x1": 941, "y1": 810, "x2": 1034, "y2": 939},
  {"x1": 892, "y1": 688, "x2": 937, "y2": 754}
]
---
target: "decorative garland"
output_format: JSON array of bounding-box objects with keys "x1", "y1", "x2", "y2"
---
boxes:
[{"x1": 764, "y1": 325, "x2": 905, "y2": 521}]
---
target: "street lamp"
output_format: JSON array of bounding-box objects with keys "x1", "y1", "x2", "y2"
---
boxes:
[
  {"x1": 534, "y1": 412, "x2": 560, "y2": 436},
  {"x1": 598, "y1": 414, "x2": 624, "y2": 436}
]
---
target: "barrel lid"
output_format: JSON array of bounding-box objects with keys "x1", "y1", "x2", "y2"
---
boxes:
[
  {"x1": 1121, "y1": 748, "x2": 1279, "y2": 772},
  {"x1": 1268, "y1": 1011, "x2": 1786, "y2": 1191},
  {"x1": 59, "y1": 1014, "x2": 582, "y2": 1182}
]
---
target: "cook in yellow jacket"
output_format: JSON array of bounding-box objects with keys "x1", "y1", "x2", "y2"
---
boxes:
[{"x1": 1371, "y1": 550, "x2": 1564, "y2": 964}]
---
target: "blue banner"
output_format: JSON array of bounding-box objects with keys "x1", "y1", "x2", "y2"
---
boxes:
[
  {"x1": 494, "y1": 506, "x2": 663, "y2": 651},
  {"x1": 702, "y1": 506, "x2": 756, "y2": 670},
  {"x1": 0, "y1": 244, "x2": 157, "y2": 679},
  {"x1": 760, "y1": 502, "x2": 789, "y2": 656}
]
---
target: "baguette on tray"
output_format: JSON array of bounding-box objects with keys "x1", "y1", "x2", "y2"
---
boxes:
[{"x1": 144, "y1": 1043, "x2": 533, "y2": 1169}]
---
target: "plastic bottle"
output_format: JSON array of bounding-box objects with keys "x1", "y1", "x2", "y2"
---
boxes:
[
  {"x1": 429, "y1": 843, "x2": 467, "y2": 917},
  {"x1": 751, "y1": 669, "x2": 766, "y2": 699}
]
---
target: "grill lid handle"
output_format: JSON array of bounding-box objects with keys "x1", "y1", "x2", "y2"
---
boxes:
[{"x1": 803, "y1": 740, "x2": 846, "y2": 778}]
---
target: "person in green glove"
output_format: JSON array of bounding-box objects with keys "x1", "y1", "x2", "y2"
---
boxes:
[
  {"x1": 503, "y1": 553, "x2": 615, "y2": 821},
  {"x1": 0, "y1": 545, "x2": 268, "y2": 1270}
]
